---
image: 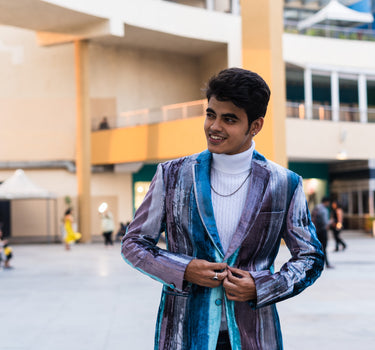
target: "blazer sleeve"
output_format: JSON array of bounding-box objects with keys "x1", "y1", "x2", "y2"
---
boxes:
[
  {"x1": 121, "y1": 163, "x2": 193, "y2": 292},
  {"x1": 249, "y1": 176, "x2": 324, "y2": 308}
]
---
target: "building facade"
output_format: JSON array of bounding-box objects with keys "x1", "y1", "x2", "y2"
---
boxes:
[{"x1": 1, "y1": 0, "x2": 375, "y2": 241}]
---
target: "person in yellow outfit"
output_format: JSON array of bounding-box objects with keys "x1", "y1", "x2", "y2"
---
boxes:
[
  {"x1": 0, "y1": 224, "x2": 13, "y2": 269},
  {"x1": 63, "y1": 208, "x2": 81, "y2": 250}
]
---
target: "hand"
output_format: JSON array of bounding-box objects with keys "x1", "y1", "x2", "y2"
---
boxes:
[
  {"x1": 184, "y1": 259, "x2": 228, "y2": 288},
  {"x1": 223, "y1": 266, "x2": 256, "y2": 302}
]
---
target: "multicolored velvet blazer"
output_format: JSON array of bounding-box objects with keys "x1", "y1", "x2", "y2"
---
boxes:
[{"x1": 122, "y1": 150, "x2": 324, "y2": 350}]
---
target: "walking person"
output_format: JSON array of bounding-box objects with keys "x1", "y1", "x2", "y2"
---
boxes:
[
  {"x1": 63, "y1": 208, "x2": 81, "y2": 250},
  {"x1": 99, "y1": 203, "x2": 115, "y2": 246},
  {"x1": 312, "y1": 197, "x2": 333, "y2": 268},
  {"x1": 121, "y1": 68, "x2": 324, "y2": 350},
  {"x1": 331, "y1": 200, "x2": 347, "y2": 251}
]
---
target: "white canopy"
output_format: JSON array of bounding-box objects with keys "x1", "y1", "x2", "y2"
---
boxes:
[
  {"x1": 0, "y1": 169, "x2": 55, "y2": 199},
  {"x1": 297, "y1": 0, "x2": 374, "y2": 30}
]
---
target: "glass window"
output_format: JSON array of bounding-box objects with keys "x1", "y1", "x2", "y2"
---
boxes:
[
  {"x1": 362, "y1": 191, "x2": 369, "y2": 214},
  {"x1": 352, "y1": 191, "x2": 359, "y2": 214},
  {"x1": 339, "y1": 192, "x2": 349, "y2": 213}
]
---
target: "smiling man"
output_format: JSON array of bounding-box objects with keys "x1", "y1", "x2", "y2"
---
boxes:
[{"x1": 122, "y1": 68, "x2": 324, "y2": 350}]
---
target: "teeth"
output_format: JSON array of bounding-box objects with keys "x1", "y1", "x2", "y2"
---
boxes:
[{"x1": 211, "y1": 135, "x2": 224, "y2": 140}]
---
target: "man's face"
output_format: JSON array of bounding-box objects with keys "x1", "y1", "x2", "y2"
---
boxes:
[{"x1": 204, "y1": 96, "x2": 262, "y2": 155}]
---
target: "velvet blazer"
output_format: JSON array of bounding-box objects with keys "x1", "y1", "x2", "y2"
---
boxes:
[{"x1": 122, "y1": 150, "x2": 324, "y2": 350}]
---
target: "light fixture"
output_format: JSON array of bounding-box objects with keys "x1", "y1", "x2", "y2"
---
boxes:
[
  {"x1": 98, "y1": 202, "x2": 108, "y2": 213},
  {"x1": 336, "y1": 150, "x2": 347, "y2": 160}
]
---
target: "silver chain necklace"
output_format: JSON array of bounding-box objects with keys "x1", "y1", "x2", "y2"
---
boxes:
[{"x1": 210, "y1": 169, "x2": 252, "y2": 197}]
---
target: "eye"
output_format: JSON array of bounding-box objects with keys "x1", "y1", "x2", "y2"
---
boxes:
[
  {"x1": 206, "y1": 112, "x2": 215, "y2": 120},
  {"x1": 224, "y1": 117, "x2": 236, "y2": 124}
]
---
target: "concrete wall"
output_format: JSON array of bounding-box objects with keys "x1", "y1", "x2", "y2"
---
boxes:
[
  {"x1": 283, "y1": 33, "x2": 375, "y2": 73},
  {"x1": 0, "y1": 26, "x2": 76, "y2": 162},
  {"x1": 286, "y1": 119, "x2": 375, "y2": 161}
]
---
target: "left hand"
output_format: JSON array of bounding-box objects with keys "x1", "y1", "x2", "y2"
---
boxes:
[{"x1": 223, "y1": 266, "x2": 257, "y2": 302}]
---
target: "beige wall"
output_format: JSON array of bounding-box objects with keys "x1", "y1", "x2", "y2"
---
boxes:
[
  {"x1": 199, "y1": 46, "x2": 228, "y2": 91},
  {"x1": 0, "y1": 25, "x2": 76, "y2": 161},
  {"x1": 286, "y1": 119, "x2": 375, "y2": 161},
  {"x1": 89, "y1": 43, "x2": 202, "y2": 114}
]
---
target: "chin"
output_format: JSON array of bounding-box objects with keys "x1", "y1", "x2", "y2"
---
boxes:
[{"x1": 207, "y1": 145, "x2": 225, "y2": 154}]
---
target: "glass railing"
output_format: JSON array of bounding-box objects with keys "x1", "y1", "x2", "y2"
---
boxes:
[
  {"x1": 286, "y1": 101, "x2": 375, "y2": 122},
  {"x1": 92, "y1": 100, "x2": 375, "y2": 131},
  {"x1": 284, "y1": 20, "x2": 375, "y2": 41},
  {"x1": 92, "y1": 99, "x2": 207, "y2": 131}
]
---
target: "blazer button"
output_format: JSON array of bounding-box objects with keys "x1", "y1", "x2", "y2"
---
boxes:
[{"x1": 215, "y1": 298, "x2": 222, "y2": 306}]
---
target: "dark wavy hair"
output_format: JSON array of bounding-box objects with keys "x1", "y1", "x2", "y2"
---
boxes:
[{"x1": 205, "y1": 67, "x2": 271, "y2": 128}]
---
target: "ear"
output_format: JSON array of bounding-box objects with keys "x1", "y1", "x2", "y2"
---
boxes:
[{"x1": 250, "y1": 117, "x2": 264, "y2": 137}]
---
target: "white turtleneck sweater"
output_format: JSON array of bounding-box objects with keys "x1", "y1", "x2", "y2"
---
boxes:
[{"x1": 211, "y1": 142, "x2": 254, "y2": 253}]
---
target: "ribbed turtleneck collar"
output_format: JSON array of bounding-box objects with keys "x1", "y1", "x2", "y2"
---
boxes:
[{"x1": 211, "y1": 141, "x2": 254, "y2": 174}]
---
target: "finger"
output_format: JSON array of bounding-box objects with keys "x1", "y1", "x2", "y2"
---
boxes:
[
  {"x1": 226, "y1": 268, "x2": 243, "y2": 283},
  {"x1": 222, "y1": 277, "x2": 237, "y2": 292},
  {"x1": 211, "y1": 262, "x2": 228, "y2": 272},
  {"x1": 210, "y1": 270, "x2": 228, "y2": 282},
  {"x1": 228, "y1": 266, "x2": 248, "y2": 278}
]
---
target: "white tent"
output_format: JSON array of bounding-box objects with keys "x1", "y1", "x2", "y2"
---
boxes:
[
  {"x1": 297, "y1": 0, "x2": 374, "y2": 30},
  {"x1": 0, "y1": 169, "x2": 54, "y2": 199},
  {"x1": 0, "y1": 169, "x2": 58, "y2": 242}
]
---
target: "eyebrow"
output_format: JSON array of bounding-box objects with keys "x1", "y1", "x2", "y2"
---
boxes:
[{"x1": 206, "y1": 108, "x2": 239, "y2": 120}]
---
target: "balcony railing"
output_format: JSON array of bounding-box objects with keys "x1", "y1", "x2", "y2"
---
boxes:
[
  {"x1": 92, "y1": 99, "x2": 207, "y2": 131},
  {"x1": 92, "y1": 99, "x2": 375, "y2": 131},
  {"x1": 284, "y1": 20, "x2": 375, "y2": 41},
  {"x1": 286, "y1": 101, "x2": 375, "y2": 122}
]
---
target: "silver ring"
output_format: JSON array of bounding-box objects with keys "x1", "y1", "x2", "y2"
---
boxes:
[{"x1": 212, "y1": 272, "x2": 219, "y2": 281}]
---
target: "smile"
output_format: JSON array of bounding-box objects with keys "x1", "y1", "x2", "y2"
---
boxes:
[{"x1": 209, "y1": 134, "x2": 226, "y2": 141}]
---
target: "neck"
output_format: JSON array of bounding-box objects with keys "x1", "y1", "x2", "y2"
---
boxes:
[{"x1": 211, "y1": 141, "x2": 255, "y2": 174}]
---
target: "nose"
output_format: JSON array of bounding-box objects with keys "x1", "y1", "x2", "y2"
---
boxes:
[{"x1": 209, "y1": 118, "x2": 223, "y2": 132}]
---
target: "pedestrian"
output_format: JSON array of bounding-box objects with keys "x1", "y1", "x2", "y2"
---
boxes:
[
  {"x1": 0, "y1": 224, "x2": 13, "y2": 269},
  {"x1": 331, "y1": 200, "x2": 347, "y2": 251},
  {"x1": 99, "y1": 203, "x2": 115, "y2": 246},
  {"x1": 63, "y1": 208, "x2": 81, "y2": 250},
  {"x1": 121, "y1": 67, "x2": 324, "y2": 350},
  {"x1": 98, "y1": 116, "x2": 110, "y2": 130},
  {"x1": 312, "y1": 196, "x2": 333, "y2": 268}
]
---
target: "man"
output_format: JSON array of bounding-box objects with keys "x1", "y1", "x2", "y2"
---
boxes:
[
  {"x1": 312, "y1": 196, "x2": 333, "y2": 268},
  {"x1": 122, "y1": 68, "x2": 324, "y2": 350}
]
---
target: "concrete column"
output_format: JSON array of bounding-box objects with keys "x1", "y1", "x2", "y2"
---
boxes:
[
  {"x1": 206, "y1": 0, "x2": 214, "y2": 10},
  {"x1": 358, "y1": 74, "x2": 368, "y2": 123},
  {"x1": 304, "y1": 68, "x2": 313, "y2": 120},
  {"x1": 240, "y1": 0, "x2": 287, "y2": 166},
  {"x1": 232, "y1": 0, "x2": 240, "y2": 15},
  {"x1": 74, "y1": 40, "x2": 91, "y2": 242},
  {"x1": 331, "y1": 71, "x2": 340, "y2": 122}
]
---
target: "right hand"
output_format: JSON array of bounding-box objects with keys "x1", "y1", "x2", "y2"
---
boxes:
[{"x1": 184, "y1": 259, "x2": 228, "y2": 288}]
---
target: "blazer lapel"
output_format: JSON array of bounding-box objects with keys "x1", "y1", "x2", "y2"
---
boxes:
[
  {"x1": 224, "y1": 154, "x2": 271, "y2": 260},
  {"x1": 193, "y1": 151, "x2": 225, "y2": 257}
]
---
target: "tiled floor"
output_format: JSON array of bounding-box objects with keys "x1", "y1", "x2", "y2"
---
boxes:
[{"x1": 1, "y1": 231, "x2": 374, "y2": 350}]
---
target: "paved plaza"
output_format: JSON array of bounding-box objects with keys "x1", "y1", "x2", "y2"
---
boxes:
[{"x1": 1, "y1": 231, "x2": 375, "y2": 350}]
